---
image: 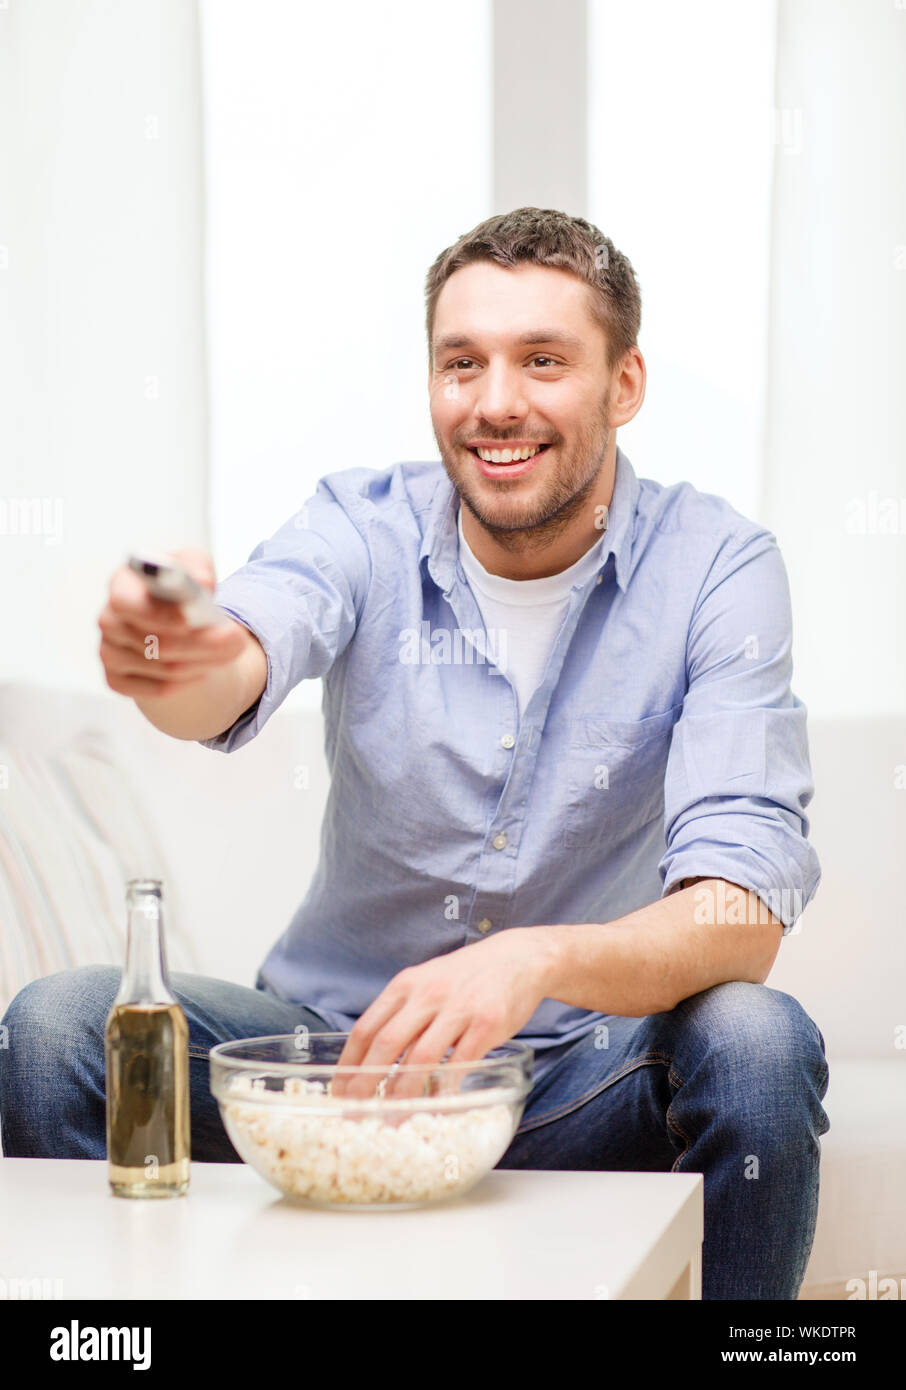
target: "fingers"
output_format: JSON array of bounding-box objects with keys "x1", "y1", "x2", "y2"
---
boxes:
[
  {"x1": 383, "y1": 1016, "x2": 468, "y2": 1102},
  {"x1": 99, "y1": 635, "x2": 213, "y2": 681},
  {"x1": 336, "y1": 1013, "x2": 490, "y2": 1108},
  {"x1": 98, "y1": 617, "x2": 244, "y2": 666},
  {"x1": 108, "y1": 565, "x2": 193, "y2": 629},
  {"x1": 444, "y1": 1025, "x2": 497, "y2": 1068},
  {"x1": 101, "y1": 669, "x2": 208, "y2": 700},
  {"x1": 167, "y1": 547, "x2": 217, "y2": 591},
  {"x1": 98, "y1": 625, "x2": 244, "y2": 693},
  {"x1": 331, "y1": 960, "x2": 509, "y2": 1108},
  {"x1": 98, "y1": 557, "x2": 246, "y2": 696},
  {"x1": 106, "y1": 551, "x2": 221, "y2": 633},
  {"x1": 333, "y1": 987, "x2": 417, "y2": 1101},
  {"x1": 334, "y1": 987, "x2": 476, "y2": 1105}
]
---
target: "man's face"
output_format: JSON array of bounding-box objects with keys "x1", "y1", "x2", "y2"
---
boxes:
[{"x1": 428, "y1": 261, "x2": 614, "y2": 536}]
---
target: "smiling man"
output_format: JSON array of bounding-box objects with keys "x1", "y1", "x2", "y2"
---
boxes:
[{"x1": 1, "y1": 208, "x2": 829, "y2": 1301}]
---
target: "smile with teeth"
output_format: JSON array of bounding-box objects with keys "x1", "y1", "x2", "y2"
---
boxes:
[{"x1": 469, "y1": 443, "x2": 551, "y2": 463}]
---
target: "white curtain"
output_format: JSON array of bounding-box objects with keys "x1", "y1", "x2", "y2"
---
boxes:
[
  {"x1": 198, "y1": 0, "x2": 492, "y2": 578},
  {"x1": 588, "y1": 0, "x2": 778, "y2": 524}
]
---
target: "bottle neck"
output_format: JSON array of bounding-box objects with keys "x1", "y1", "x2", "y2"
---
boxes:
[{"x1": 114, "y1": 883, "x2": 176, "y2": 1006}]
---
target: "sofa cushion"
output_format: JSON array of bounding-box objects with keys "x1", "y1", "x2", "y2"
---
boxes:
[
  {"x1": 801, "y1": 1059, "x2": 906, "y2": 1292},
  {"x1": 0, "y1": 691, "x2": 200, "y2": 1016}
]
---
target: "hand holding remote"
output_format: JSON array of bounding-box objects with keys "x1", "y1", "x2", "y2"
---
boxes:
[
  {"x1": 126, "y1": 550, "x2": 228, "y2": 629},
  {"x1": 98, "y1": 548, "x2": 249, "y2": 702}
]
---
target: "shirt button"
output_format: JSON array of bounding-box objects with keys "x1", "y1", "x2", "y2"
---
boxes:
[
  {"x1": 492, "y1": 832, "x2": 508, "y2": 850},
  {"x1": 477, "y1": 918, "x2": 493, "y2": 934},
  {"x1": 500, "y1": 734, "x2": 515, "y2": 749}
]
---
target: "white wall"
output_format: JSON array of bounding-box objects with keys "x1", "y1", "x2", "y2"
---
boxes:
[
  {"x1": 762, "y1": 0, "x2": 906, "y2": 720},
  {"x1": 0, "y1": 0, "x2": 208, "y2": 692}
]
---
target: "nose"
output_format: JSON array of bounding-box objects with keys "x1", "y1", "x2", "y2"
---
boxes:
[{"x1": 473, "y1": 360, "x2": 528, "y2": 425}]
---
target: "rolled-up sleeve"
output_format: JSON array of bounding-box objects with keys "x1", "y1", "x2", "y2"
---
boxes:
[
  {"x1": 198, "y1": 478, "x2": 372, "y2": 753},
  {"x1": 657, "y1": 526, "x2": 820, "y2": 933}
]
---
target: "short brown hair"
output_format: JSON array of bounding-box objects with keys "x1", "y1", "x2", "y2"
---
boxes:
[{"x1": 424, "y1": 207, "x2": 641, "y2": 371}]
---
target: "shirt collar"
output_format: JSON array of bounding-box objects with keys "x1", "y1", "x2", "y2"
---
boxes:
[{"x1": 419, "y1": 444, "x2": 640, "y2": 596}]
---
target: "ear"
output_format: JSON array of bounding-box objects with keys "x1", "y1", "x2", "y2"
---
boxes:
[{"x1": 609, "y1": 346, "x2": 646, "y2": 429}]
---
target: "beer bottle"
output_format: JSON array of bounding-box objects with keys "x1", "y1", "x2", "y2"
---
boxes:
[{"x1": 105, "y1": 879, "x2": 190, "y2": 1196}]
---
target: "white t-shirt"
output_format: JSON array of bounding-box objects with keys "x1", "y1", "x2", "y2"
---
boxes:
[{"x1": 457, "y1": 505, "x2": 607, "y2": 718}]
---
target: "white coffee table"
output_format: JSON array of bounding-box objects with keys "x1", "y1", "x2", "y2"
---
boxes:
[{"x1": 0, "y1": 1159, "x2": 703, "y2": 1300}]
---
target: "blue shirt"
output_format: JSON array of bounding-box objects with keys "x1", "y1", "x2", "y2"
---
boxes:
[{"x1": 201, "y1": 447, "x2": 820, "y2": 1081}]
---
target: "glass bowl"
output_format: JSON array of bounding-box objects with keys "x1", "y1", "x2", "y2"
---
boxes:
[{"x1": 209, "y1": 1033, "x2": 533, "y2": 1210}]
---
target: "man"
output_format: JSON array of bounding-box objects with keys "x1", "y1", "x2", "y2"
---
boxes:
[{"x1": 0, "y1": 207, "x2": 829, "y2": 1299}]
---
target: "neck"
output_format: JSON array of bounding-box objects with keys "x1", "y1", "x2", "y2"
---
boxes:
[{"x1": 460, "y1": 444, "x2": 618, "y2": 581}]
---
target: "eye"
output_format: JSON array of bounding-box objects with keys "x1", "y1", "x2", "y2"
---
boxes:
[{"x1": 441, "y1": 355, "x2": 560, "y2": 372}]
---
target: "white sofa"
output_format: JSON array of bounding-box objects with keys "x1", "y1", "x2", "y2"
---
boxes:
[{"x1": 1, "y1": 680, "x2": 903, "y2": 1298}]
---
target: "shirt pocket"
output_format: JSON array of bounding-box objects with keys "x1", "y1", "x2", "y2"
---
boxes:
[{"x1": 562, "y1": 704, "x2": 683, "y2": 851}]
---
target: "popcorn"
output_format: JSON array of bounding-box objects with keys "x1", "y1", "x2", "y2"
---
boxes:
[{"x1": 221, "y1": 1073, "x2": 517, "y2": 1205}]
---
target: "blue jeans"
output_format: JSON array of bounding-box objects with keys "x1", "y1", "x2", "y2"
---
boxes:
[{"x1": 0, "y1": 966, "x2": 829, "y2": 1300}]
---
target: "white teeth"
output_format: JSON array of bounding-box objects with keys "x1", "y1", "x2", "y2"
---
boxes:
[{"x1": 476, "y1": 445, "x2": 541, "y2": 463}]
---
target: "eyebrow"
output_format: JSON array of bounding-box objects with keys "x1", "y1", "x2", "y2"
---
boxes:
[{"x1": 432, "y1": 330, "x2": 585, "y2": 358}]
